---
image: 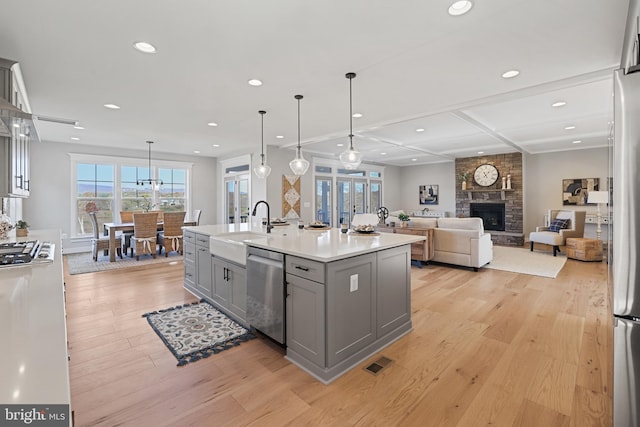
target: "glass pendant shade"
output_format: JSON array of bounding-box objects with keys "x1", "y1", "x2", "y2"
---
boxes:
[
  {"x1": 289, "y1": 94, "x2": 310, "y2": 176},
  {"x1": 340, "y1": 72, "x2": 362, "y2": 170},
  {"x1": 254, "y1": 159, "x2": 271, "y2": 179},
  {"x1": 289, "y1": 147, "x2": 310, "y2": 175},
  {"x1": 339, "y1": 141, "x2": 362, "y2": 170},
  {"x1": 254, "y1": 110, "x2": 271, "y2": 179}
]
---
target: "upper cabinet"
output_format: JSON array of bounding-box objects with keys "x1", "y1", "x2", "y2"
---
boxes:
[{"x1": 0, "y1": 58, "x2": 38, "y2": 197}]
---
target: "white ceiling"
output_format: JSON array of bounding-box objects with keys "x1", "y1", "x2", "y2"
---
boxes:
[{"x1": 0, "y1": 0, "x2": 628, "y2": 166}]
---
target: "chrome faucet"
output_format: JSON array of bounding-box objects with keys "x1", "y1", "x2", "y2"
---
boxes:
[{"x1": 251, "y1": 200, "x2": 273, "y2": 233}]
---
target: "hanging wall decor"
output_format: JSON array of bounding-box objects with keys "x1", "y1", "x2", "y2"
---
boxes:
[
  {"x1": 419, "y1": 185, "x2": 439, "y2": 205},
  {"x1": 562, "y1": 177, "x2": 600, "y2": 205},
  {"x1": 282, "y1": 175, "x2": 301, "y2": 219}
]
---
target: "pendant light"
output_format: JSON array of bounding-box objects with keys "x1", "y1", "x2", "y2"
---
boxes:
[
  {"x1": 339, "y1": 72, "x2": 362, "y2": 170},
  {"x1": 289, "y1": 94, "x2": 310, "y2": 176},
  {"x1": 254, "y1": 110, "x2": 271, "y2": 179},
  {"x1": 136, "y1": 140, "x2": 163, "y2": 188}
]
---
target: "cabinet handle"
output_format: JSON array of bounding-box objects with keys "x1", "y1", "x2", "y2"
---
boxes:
[
  {"x1": 15, "y1": 175, "x2": 23, "y2": 189},
  {"x1": 24, "y1": 180, "x2": 29, "y2": 191},
  {"x1": 295, "y1": 265, "x2": 309, "y2": 272}
]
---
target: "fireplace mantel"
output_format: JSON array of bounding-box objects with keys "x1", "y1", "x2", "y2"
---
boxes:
[{"x1": 465, "y1": 188, "x2": 514, "y2": 201}]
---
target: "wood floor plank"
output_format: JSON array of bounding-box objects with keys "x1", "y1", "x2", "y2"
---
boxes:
[{"x1": 63, "y1": 251, "x2": 612, "y2": 426}]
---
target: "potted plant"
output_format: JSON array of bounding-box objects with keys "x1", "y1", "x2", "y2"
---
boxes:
[
  {"x1": 398, "y1": 213, "x2": 410, "y2": 228},
  {"x1": 459, "y1": 171, "x2": 470, "y2": 190},
  {"x1": 15, "y1": 220, "x2": 29, "y2": 237}
]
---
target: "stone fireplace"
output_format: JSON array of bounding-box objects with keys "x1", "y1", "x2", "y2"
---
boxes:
[
  {"x1": 455, "y1": 153, "x2": 523, "y2": 246},
  {"x1": 470, "y1": 203, "x2": 505, "y2": 231}
]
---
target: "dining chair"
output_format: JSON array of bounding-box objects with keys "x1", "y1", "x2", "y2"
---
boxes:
[
  {"x1": 149, "y1": 210, "x2": 164, "y2": 223},
  {"x1": 192, "y1": 209, "x2": 202, "y2": 225},
  {"x1": 130, "y1": 212, "x2": 159, "y2": 260},
  {"x1": 158, "y1": 211, "x2": 186, "y2": 256},
  {"x1": 119, "y1": 211, "x2": 135, "y2": 255},
  {"x1": 89, "y1": 212, "x2": 122, "y2": 261}
]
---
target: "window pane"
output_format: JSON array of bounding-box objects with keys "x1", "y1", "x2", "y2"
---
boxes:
[
  {"x1": 159, "y1": 168, "x2": 172, "y2": 183},
  {"x1": 77, "y1": 164, "x2": 95, "y2": 180},
  {"x1": 121, "y1": 166, "x2": 137, "y2": 182},
  {"x1": 96, "y1": 165, "x2": 114, "y2": 181},
  {"x1": 78, "y1": 182, "x2": 95, "y2": 197}
]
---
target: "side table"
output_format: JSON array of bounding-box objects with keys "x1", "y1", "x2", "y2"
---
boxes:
[{"x1": 566, "y1": 238, "x2": 603, "y2": 262}]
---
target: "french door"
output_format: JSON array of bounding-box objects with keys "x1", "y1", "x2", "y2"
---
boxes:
[
  {"x1": 337, "y1": 178, "x2": 367, "y2": 226},
  {"x1": 224, "y1": 174, "x2": 250, "y2": 224}
]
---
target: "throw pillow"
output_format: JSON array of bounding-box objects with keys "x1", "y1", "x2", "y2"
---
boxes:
[{"x1": 549, "y1": 218, "x2": 571, "y2": 232}]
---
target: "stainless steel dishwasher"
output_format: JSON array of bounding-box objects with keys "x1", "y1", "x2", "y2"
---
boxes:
[{"x1": 246, "y1": 246, "x2": 285, "y2": 345}]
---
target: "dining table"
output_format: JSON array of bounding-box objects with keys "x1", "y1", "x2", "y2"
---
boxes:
[{"x1": 103, "y1": 220, "x2": 197, "y2": 262}]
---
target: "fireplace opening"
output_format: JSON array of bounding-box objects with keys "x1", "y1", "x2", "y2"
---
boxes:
[{"x1": 470, "y1": 203, "x2": 505, "y2": 231}]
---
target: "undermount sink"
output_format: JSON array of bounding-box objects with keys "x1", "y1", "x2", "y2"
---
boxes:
[{"x1": 209, "y1": 232, "x2": 267, "y2": 266}]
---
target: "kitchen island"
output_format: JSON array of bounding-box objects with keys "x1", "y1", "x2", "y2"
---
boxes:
[
  {"x1": 0, "y1": 229, "x2": 71, "y2": 425},
  {"x1": 183, "y1": 223, "x2": 424, "y2": 383}
]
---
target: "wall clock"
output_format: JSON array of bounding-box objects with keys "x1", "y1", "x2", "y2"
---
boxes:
[{"x1": 474, "y1": 164, "x2": 499, "y2": 187}]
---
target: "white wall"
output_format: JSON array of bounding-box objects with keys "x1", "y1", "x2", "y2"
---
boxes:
[
  {"x1": 524, "y1": 147, "x2": 609, "y2": 238},
  {"x1": 397, "y1": 161, "x2": 456, "y2": 216},
  {"x1": 25, "y1": 141, "x2": 217, "y2": 246}
]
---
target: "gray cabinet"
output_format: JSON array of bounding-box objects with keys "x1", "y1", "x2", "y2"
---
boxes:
[
  {"x1": 211, "y1": 256, "x2": 247, "y2": 324},
  {"x1": 183, "y1": 231, "x2": 196, "y2": 291},
  {"x1": 212, "y1": 256, "x2": 248, "y2": 321},
  {"x1": 286, "y1": 257, "x2": 326, "y2": 367},
  {"x1": 196, "y1": 245, "x2": 212, "y2": 297},
  {"x1": 284, "y1": 245, "x2": 412, "y2": 383},
  {"x1": 326, "y1": 253, "x2": 377, "y2": 366},
  {"x1": 376, "y1": 245, "x2": 411, "y2": 337}
]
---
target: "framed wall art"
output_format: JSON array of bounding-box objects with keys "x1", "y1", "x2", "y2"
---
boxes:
[
  {"x1": 562, "y1": 177, "x2": 600, "y2": 206},
  {"x1": 419, "y1": 185, "x2": 439, "y2": 205}
]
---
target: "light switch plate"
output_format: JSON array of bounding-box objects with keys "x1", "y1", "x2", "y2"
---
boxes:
[{"x1": 350, "y1": 274, "x2": 358, "y2": 292}]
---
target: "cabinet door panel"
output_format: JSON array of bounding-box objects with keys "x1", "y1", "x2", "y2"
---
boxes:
[
  {"x1": 377, "y1": 245, "x2": 411, "y2": 337},
  {"x1": 228, "y1": 263, "x2": 247, "y2": 321},
  {"x1": 286, "y1": 273, "x2": 325, "y2": 367},
  {"x1": 196, "y1": 247, "x2": 212, "y2": 297},
  {"x1": 211, "y1": 258, "x2": 228, "y2": 306},
  {"x1": 326, "y1": 253, "x2": 376, "y2": 366}
]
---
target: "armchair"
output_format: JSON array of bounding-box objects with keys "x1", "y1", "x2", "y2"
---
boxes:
[{"x1": 529, "y1": 210, "x2": 586, "y2": 256}]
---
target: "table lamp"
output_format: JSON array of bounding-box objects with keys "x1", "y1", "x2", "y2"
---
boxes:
[{"x1": 587, "y1": 190, "x2": 609, "y2": 240}]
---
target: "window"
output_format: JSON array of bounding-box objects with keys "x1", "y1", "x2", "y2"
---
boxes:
[
  {"x1": 70, "y1": 153, "x2": 192, "y2": 237},
  {"x1": 76, "y1": 163, "x2": 115, "y2": 235}
]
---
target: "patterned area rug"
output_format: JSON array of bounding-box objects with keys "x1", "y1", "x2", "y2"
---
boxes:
[
  {"x1": 485, "y1": 245, "x2": 567, "y2": 278},
  {"x1": 65, "y1": 251, "x2": 183, "y2": 275},
  {"x1": 142, "y1": 300, "x2": 255, "y2": 366}
]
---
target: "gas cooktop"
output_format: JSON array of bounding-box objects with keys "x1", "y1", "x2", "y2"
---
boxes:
[{"x1": 0, "y1": 240, "x2": 55, "y2": 266}]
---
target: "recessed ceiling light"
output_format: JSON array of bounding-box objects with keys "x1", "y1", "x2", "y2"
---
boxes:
[
  {"x1": 502, "y1": 69, "x2": 520, "y2": 79},
  {"x1": 276, "y1": 135, "x2": 284, "y2": 139},
  {"x1": 352, "y1": 113, "x2": 363, "y2": 118},
  {"x1": 448, "y1": 0, "x2": 473, "y2": 16},
  {"x1": 104, "y1": 103, "x2": 120, "y2": 109},
  {"x1": 380, "y1": 152, "x2": 387, "y2": 155},
  {"x1": 564, "y1": 125, "x2": 576, "y2": 130},
  {"x1": 572, "y1": 140, "x2": 582, "y2": 144},
  {"x1": 193, "y1": 150, "x2": 200, "y2": 154},
  {"x1": 71, "y1": 137, "x2": 80, "y2": 141},
  {"x1": 212, "y1": 144, "x2": 220, "y2": 148},
  {"x1": 133, "y1": 41, "x2": 157, "y2": 54},
  {"x1": 478, "y1": 151, "x2": 484, "y2": 154},
  {"x1": 12, "y1": 123, "x2": 19, "y2": 128},
  {"x1": 248, "y1": 79, "x2": 263, "y2": 86},
  {"x1": 19, "y1": 133, "x2": 25, "y2": 137},
  {"x1": 73, "y1": 125, "x2": 85, "y2": 130},
  {"x1": 337, "y1": 143, "x2": 344, "y2": 147},
  {"x1": 207, "y1": 122, "x2": 218, "y2": 127},
  {"x1": 411, "y1": 158, "x2": 417, "y2": 162},
  {"x1": 552, "y1": 101, "x2": 567, "y2": 107},
  {"x1": 416, "y1": 128, "x2": 425, "y2": 132}
]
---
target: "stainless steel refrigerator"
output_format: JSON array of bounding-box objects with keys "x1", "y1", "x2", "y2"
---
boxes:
[{"x1": 614, "y1": 2, "x2": 640, "y2": 425}]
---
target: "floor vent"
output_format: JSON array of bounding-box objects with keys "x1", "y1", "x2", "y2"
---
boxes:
[{"x1": 364, "y1": 356, "x2": 393, "y2": 376}]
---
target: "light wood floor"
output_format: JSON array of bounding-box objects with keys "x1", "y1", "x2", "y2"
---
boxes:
[{"x1": 63, "y1": 252, "x2": 611, "y2": 427}]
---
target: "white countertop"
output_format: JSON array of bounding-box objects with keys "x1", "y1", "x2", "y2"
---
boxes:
[
  {"x1": 185, "y1": 223, "x2": 425, "y2": 262},
  {"x1": 0, "y1": 230, "x2": 70, "y2": 408}
]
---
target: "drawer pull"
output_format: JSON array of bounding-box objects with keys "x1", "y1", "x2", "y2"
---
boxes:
[{"x1": 295, "y1": 265, "x2": 309, "y2": 272}]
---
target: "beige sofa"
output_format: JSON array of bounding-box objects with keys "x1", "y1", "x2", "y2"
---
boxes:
[{"x1": 387, "y1": 215, "x2": 493, "y2": 271}]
